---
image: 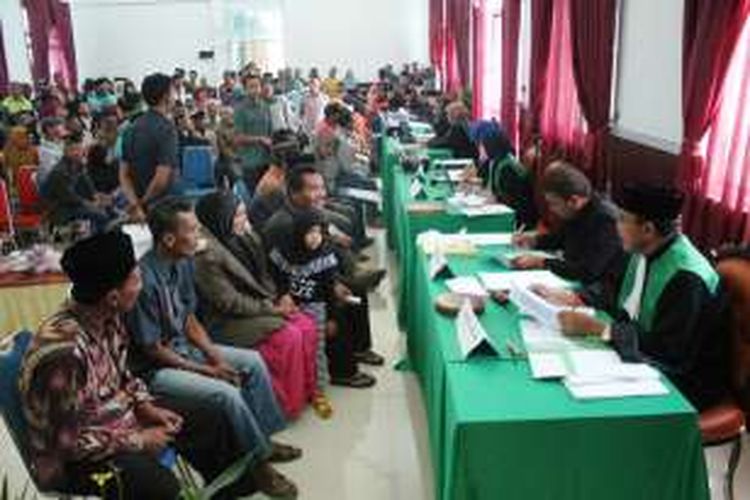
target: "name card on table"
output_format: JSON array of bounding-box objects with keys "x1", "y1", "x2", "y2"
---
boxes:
[
  {"x1": 429, "y1": 251, "x2": 454, "y2": 280},
  {"x1": 409, "y1": 178, "x2": 424, "y2": 198},
  {"x1": 455, "y1": 300, "x2": 499, "y2": 359}
]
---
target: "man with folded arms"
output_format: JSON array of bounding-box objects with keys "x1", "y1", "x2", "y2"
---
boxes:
[{"x1": 534, "y1": 185, "x2": 729, "y2": 410}]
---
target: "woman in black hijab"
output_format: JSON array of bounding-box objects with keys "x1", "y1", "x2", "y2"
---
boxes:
[{"x1": 193, "y1": 191, "x2": 326, "y2": 420}]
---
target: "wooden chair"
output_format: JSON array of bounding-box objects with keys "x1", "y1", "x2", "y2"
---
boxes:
[{"x1": 700, "y1": 256, "x2": 750, "y2": 500}]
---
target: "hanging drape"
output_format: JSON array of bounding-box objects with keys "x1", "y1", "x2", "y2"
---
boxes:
[
  {"x1": 0, "y1": 22, "x2": 9, "y2": 95},
  {"x1": 446, "y1": 0, "x2": 472, "y2": 92},
  {"x1": 569, "y1": 0, "x2": 617, "y2": 189},
  {"x1": 49, "y1": 0, "x2": 78, "y2": 91},
  {"x1": 471, "y1": 0, "x2": 486, "y2": 118},
  {"x1": 500, "y1": 0, "x2": 521, "y2": 148},
  {"x1": 526, "y1": 0, "x2": 554, "y2": 139},
  {"x1": 680, "y1": 0, "x2": 750, "y2": 247},
  {"x1": 22, "y1": 0, "x2": 78, "y2": 89},
  {"x1": 429, "y1": 0, "x2": 446, "y2": 85},
  {"x1": 23, "y1": 0, "x2": 55, "y2": 85}
]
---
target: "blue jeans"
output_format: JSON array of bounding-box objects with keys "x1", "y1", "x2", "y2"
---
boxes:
[{"x1": 148, "y1": 345, "x2": 286, "y2": 462}]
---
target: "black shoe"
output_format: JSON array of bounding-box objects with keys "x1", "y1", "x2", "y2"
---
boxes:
[
  {"x1": 355, "y1": 350, "x2": 385, "y2": 366},
  {"x1": 330, "y1": 372, "x2": 377, "y2": 388}
]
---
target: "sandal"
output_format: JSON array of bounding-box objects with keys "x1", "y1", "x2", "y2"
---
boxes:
[
  {"x1": 330, "y1": 372, "x2": 377, "y2": 389},
  {"x1": 253, "y1": 463, "x2": 298, "y2": 499},
  {"x1": 269, "y1": 441, "x2": 303, "y2": 463},
  {"x1": 311, "y1": 393, "x2": 334, "y2": 419},
  {"x1": 354, "y1": 350, "x2": 385, "y2": 366}
]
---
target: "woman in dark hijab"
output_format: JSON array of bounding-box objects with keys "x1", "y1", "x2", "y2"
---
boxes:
[
  {"x1": 194, "y1": 191, "x2": 328, "y2": 419},
  {"x1": 471, "y1": 120, "x2": 539, "y2": 228}
]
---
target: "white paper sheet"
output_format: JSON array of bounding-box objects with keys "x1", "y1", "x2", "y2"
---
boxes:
[
  {"x1": 519, "y1": 318, "x2": 580, "y2": 353},
  {"x1": 409, "y1": 178, "x2": 424, "y2": 198},
  {"x1": 479, "y1": 270, "x2": 572, "y2": 292},
  {"x1": 445, "y1": 276, "x2": 489, "y2": 298},
  {"x1": 461, "y1": 205, "x2": 515, "y2": 218},
  {"x1": 528, "y1": 352, "x2": 568, "y2": 379},
  {"x1": 455, "y1": 233, "x2": 514, "y2": 246},
  {"x1": 510, "y1": 282, "x2": 594, "y2": 330},
  {"x1": 494, "y1": 249, "x2": 560, "y2": 268},
  {"x1": 567, "y1": 350, "x2": 661, "y2": 382},
  {"x1": 338, "y1": 187, "x2": 382, "y2": 205},
  {"x1": 429, "y1": 251, "x2": 449, "y2": 280},
  {"x1": 434, "y1": 158, "x2": 475, "y2": 168},
  {"x1": 564, "y1": 378, "x2": 669, "y2": 400}
]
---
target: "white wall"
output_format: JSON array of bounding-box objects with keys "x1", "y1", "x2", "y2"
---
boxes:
[
  {"x1": 1, "y1": 0, "x2": 32, "y2": 83},
  {"x1": 72, "y1": 0, "x2": 223, "y2": 84},
  {"x1": 282, "y1": 0, "x2": 429, "y2": 81},
  {"x1": 614, "y1": 0, "x2": 683, "y2": 151}
]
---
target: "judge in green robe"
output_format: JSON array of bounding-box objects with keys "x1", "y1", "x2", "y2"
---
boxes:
[{"x1": 536, "y1": 184, "x2": 729, "y2": 410}]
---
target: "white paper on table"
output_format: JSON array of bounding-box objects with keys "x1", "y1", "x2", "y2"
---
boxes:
[
  {"x1": 338, "y1": 187, "x2": 382, "y2": 205},
  {"x1": 493, "y1": 249, "x2": 560, "y2": 268},
  {"x1": 455, "y1": 300, "x2": 498, "y2": 359},
  {"x1": 454, "y1": 232, "x2": 514, "y2": 246},
  {"x1": 564, "y1": 378, "x2": 669, "y2": 400},
  {"x1": 510, "y1": 282, "x2": 595, "y2": 329},
  {"x1": 567, "y1": 350, "x2": 661, "y2": 382},
  {"x1": 528, "y1": 352, "x2": 568, "y2": 379},
  {"x1": 479, "y1": 270, "x2": 572, "y2": 292},
  {"x1": 447, "y1": 170, "x2": 466, "y2": 182},
  {"x1": 445, "y1": 276, "x2": 489, "y2": 298},
  {"x1": 121, "y1": 223, "x2": 153, "y2": 260},
  {"x1": 435, "y1": 158, "x2": 475, "y2": 168},
  {"x1": 461, "y1": 205, "x2": 515, "y2": 218},
  {"x1": 519, "y1": 318, "x2": 580, "y2": 353}
]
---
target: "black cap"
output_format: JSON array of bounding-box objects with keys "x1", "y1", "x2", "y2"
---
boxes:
[
  {"x1": 61, "y1": 231, "x2": 136, "y2": 304},
  {"x1": 619, "y1": 184, "x2": 685, "y2": 223}
]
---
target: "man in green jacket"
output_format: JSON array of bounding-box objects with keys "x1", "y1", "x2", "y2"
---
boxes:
[{"x1": 536, "y1": 184, "x2": 729, "y2": 410}]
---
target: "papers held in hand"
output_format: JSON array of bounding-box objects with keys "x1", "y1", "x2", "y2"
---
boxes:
[
  {"x1": 509, "y1": 281, "x2": 594, "y2": 330},
  {"x1": 455, "y1": 300, "x2": 499, "y2": 359}
]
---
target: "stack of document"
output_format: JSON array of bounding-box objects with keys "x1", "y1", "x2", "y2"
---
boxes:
[
  {"x1": 417, "y1": 230, "x2": 477, "y2": 255},
  {"x1": 445, "y1": 276, "x2": 489, "y2": 298},
  {"x1": 460, "y1": 205, "x2": 515, "y2": 218},
  {"x1": 479, "y1": 270, "x2": 572, "y2": 292},
  {"x1": 526, "y1": 340, "x2": 669, "y2": 400}
]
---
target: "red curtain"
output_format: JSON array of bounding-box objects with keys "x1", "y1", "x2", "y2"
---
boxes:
[
  {"x1": 525, "y1": 0, "x2": 553, "y2": 144},
  {"x1": 22, "y1": 0, "x2": 78, "y2": 90},
  {"x1": 471, "y1": 0, "x2": 486, "y2": 118},
  {"x1": 429, "y1": 0, "x2": 446, "y2": 84},
  {"x1": 24, "y1": 0, "x2": 55, "y2": 85},
  {"x1": 50, "y1": 0, "x2": 78, "y2": 91},
  {"x1": 500, "y1": 0, "x2": 521, "y2": 148},
  {"x1": 0, "y1": 22, "x2": 9, "y2": 95},
  {"x1": 446, "y1": 0, "x2": 472, "y2": 92},
  {"x1": 569, "y1": 0, "x2": 617, "y2": 189},
  {"x1": 680, "y1": 0, "x2": 750, "y2": 246}
]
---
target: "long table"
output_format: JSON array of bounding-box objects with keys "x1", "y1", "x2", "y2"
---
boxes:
[
  {"x1": 407, "y1": 245, "x2": 710, "y2": 500},
  {"x1": 379, "y1": 137, "x2": 515, "y2": 328}
]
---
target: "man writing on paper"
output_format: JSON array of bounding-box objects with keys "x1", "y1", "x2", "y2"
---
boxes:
[
  {"x1": 511, "y1": 162, "x2": 624, "y2": 284},
  {"x1": 533, "y1": 185, "x2": 728, "y2": 410}
]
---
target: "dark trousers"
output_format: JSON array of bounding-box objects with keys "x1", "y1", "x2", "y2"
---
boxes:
[
  {"x1": 61, "y1": 398, "x2": 256, "y2": 499},
  {"x1": 62, "y1": 453, "x2": 180, "y2": 500},
  {"x1": 326, "y1": 300, "x2": 374, "y2": 378}
]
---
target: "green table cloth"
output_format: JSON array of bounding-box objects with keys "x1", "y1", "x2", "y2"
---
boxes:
[
  {"x1": 378, "y1": 137, "x2": 515, "y2": 328},
  {"x1": 406, "y1": 246, "x2": 709, "y2": 500}
]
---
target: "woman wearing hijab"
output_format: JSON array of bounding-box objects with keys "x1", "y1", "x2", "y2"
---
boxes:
[
  {"x1": 2, "y1": 126, "x2": 39, "y2": 196},
  {"x1": 471, "y1": 120, "x2": 539, "y2": 229},
  {"x1": 194, "y1": 191, "x2": 328, "y2": 419}
]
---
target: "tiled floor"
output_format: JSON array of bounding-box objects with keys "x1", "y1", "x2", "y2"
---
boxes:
[{"x1": 1, "y1": 230, "x2": 749, "y2": 499}]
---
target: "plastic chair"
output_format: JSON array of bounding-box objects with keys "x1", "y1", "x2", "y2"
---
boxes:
[
  {"x1": 0, "y1": 331, "x2": 71, "y2": 498},
  {"x1": 701, "y1": 256, "x2": 750, "y2": 500},
  {"x1": 0, "y1": 178, "x2": 15, "y2": 238},
  {"x1": 0, "y1": 331, "x2": 196, "y2": 498},
  {"x1": 13, "y1": 167, "x2": 45, "y2": 234},
  {"x1": 181, "y1": 146, "x2": 216, "y2": 199}
]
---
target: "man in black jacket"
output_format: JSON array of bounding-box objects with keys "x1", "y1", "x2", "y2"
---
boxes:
[{"x1": 512, "y1": 161, "x2": 624, "y2": 284}]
